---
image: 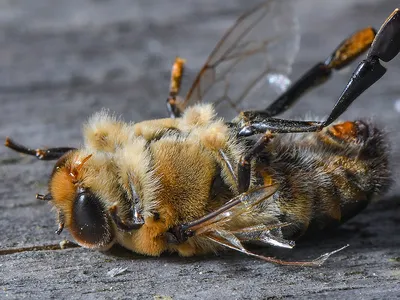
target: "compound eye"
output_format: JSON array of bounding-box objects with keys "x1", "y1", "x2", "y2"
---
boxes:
[{"x1": 70, "y1": 191, "x2": 113, "y2": 248}]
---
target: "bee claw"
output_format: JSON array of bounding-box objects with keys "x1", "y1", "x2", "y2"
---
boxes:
[
  {"x1": 165, "y1": 232, "x2": 179, "y2": 244},
  {"x1": 55, "y1": 222, "x2": 64, "y2": 235},
  {"x1": 109, "y1": 205, "x2": 144, "y2": 232}
]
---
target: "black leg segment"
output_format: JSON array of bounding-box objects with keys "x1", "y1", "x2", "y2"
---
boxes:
[
  {"x1": 322, "y1": 8, "x2": 400, "y2": 127},
  {"x1": 235, "y1": 8, "x2": 400, "y2": 136},
  {"x1": 263, "y1": 27, "x2": 376, "y2": 117},
  {"x1": 238, "y1": 132, "x2": 274, "y2": 193},
  {"x1": 5, "y1": 137, "x2": 75, "y2": 160}
]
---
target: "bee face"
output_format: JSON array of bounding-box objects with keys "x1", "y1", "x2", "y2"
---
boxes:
[{"x1": 49, "y1": 151, "x2": 116, "y2": 249}]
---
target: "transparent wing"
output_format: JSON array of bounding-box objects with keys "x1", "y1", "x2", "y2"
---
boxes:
[
  {"x1": 182, "y1": 0, "x2": 300, "y2": 119},
  {"x1": 179, "y1": 184, "x2": 348, "y2": 266},
  {"x1": 186, "y1": 184, "x2": 280, "y2": 236}
]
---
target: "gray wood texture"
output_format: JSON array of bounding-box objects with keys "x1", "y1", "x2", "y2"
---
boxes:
[{"x1": 1, "y1": 0, "x2": 399, "y2": 299}]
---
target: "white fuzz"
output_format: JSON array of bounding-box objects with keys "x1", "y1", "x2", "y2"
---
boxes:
[
  {"x1": 83, "y1": 110, "x2": 132, "y2": 152},
  {"x1": 115, "y1": 138, "x2": 160, "y2": 217},
  {"x1": 179, "y1": 103, "x2": 216, "y2": 130}
]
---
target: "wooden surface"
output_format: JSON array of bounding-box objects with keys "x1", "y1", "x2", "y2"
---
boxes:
[{"x1": 0, "y1": 0, "x2": 399, "y2": 299}]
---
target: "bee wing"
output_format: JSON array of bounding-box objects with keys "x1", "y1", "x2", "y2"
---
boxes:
[
  {"x1": 207, "y1": 229, "x2": 349, "y2": 266},
  {"x1": 186, "y1": 184, "x2": 279, "y2": 236},
  {"x1": 187, "y1": 185, "x2": 295, "y2": 250},
  {"x1": 181, "y1": 184, "x2": 349, "y2": 265},
  {"x1": 231, "y1": 223, "x2": 295, "y2": 249},
  {"x1": 181, "y1": 0, "x2": 300, "y2": 119}
]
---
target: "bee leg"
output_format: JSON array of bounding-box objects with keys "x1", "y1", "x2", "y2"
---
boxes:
[
  {"x1": 218, "y1": 149, "x2": 238, "y2": 184},
  {"x1": 166, "y1": 57, "x2": 186, "y2": 118},
  {"x1": 166, "y1": 226, "x2": 194, "y2": 244},
  {"x1": 166, "y1": 98, "x2": 182, "y2": 118},
  {"x1": 236, "y1": 114, "x2": 321, "y2": 136},
  {"x1": 4, "y1": 137, "x2": 75, "y2": 160},
  {"x1": 36, "y1": 193, "x2": 66, "y2": 234},
  {"x1": 36, "y1": 193, "x2": 53, "y2": 201},
  {"x1": 109, "y1": 204, "x2": 144, "y2": 232},
  {"x1": 237, "y1": 9, "x2": 400, "y2": 136},
  {"x1": 263, "y1": 27, "x2": 376, "y2": 117},
  {"x1": 237, "y1": 132, "x2": 274, "y2": 193},
  {"x1": 55, "y1": 210, "x2": 65, "y2": 235},
  {"x1": 322, "y1": 8, "x2": 400, "y2": 127}
]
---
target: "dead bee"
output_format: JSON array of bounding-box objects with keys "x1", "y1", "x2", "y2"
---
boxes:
[{"x1": 5, "y1": 1, "x2": 400, "y2": 266}]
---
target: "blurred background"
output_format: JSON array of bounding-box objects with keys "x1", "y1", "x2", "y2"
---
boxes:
[{"x1": 0, "y1": 0, "x2": 399, "y2": 299}]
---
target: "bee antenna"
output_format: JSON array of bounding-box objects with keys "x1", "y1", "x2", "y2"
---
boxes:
[
  {"x1": 36, "y1": 193, "x2": 53, "y2": 201},
  {"x1": 5, "y1": 136, "x2": 76, "y2": 160}
]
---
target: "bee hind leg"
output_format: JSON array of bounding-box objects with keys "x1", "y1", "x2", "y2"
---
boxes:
[
  {"x1": 262, "y1": 27, "x2": 377, "y2": 118},
  {"x1": 234, "y1": 9, "x2": 400, "y2": 192},
  {"x1": 235, "y1": 8, "x2": 400, "y2": 138},
  {"x1": 322, "y1": 8, "x2": 400, "y2": 127},
  {"x1": 255, "y1": 8, "x2": 399, "y2": 120}
]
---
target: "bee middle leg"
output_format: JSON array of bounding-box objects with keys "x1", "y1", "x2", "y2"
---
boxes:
[{"x1": 234, "y1": 119, "x2": 323, "y2": 194}]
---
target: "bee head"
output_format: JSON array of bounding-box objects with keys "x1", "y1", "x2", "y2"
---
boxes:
[
  {"x1": 47, "y1": 151, "x2": 115, "y2": 250},
  {"x1": 5, "y1": 136, "x2": 149, "y2": 250}
]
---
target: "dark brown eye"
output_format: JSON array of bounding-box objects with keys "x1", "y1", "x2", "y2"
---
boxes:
[{"x1": 70, "y1": 190, "x2": 113, "y2": 248}]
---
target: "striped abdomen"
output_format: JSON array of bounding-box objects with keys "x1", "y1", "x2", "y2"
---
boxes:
[{"x1": 256, "y1": 120, "x2": 391, "y2": 239}]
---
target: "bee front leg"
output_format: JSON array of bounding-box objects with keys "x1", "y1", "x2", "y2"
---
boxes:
[{"x1": 109, "y1": 204, "x2": 144, "y2": 232}]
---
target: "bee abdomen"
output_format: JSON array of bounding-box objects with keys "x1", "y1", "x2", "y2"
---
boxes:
[{"x1": 262, "y1": 120, "x2": 391, "y2": 239}]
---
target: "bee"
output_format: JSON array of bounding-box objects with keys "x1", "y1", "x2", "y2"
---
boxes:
[{"x1": 5, "y1": 1, "x2": 400, "y2": 266}]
